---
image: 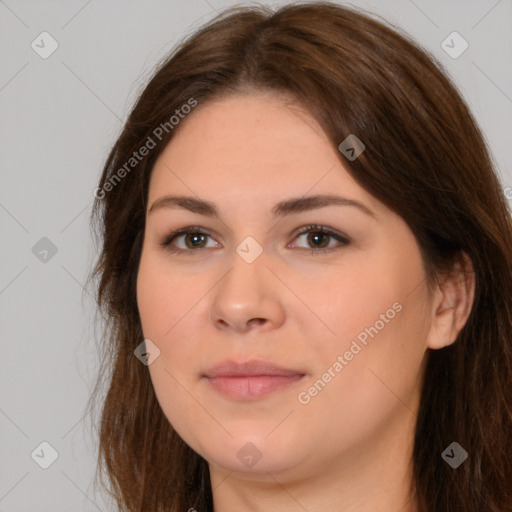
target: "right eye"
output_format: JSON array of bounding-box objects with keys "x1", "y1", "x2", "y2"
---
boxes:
[{"x1": 160, "y1": 227, "x2": 219, "y2": 254}]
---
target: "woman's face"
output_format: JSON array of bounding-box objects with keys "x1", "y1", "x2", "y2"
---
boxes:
[{"x1": 136, "y1": 92, "x2": 434, "y2": 482}]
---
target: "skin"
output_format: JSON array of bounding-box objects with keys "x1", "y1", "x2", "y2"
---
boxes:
[{"x1": 136, "y1": 92, "x2": 475, "y2": 512}]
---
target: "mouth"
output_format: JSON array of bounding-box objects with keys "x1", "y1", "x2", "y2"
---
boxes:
[
  {"x1": 203, "y1": 359, "x2": 306, "y2": 400},
  {"x1": 205, "y1": 374, "x2": 305, "y2": 400}
]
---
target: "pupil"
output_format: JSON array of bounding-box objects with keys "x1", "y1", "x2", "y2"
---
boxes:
[
  {"x1": 187, "y1": 233, "x2": 205, "y2": 248},
  {"x1": 309, "y1": 231, "x2": 328, "y2": 248}
]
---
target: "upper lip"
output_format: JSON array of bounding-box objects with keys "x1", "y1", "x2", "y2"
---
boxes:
[{"x1": 204, "y1": 359, "x2": 305, "y2": 378}]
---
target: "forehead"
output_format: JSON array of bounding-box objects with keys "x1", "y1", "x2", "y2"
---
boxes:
[{"x1": 148, "y1": 93, "x2": 380, "y2": 215}]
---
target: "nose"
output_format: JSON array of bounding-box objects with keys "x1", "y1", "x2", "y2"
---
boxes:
[{"x1": 209, "y1": 248, "x2": 285, "y2": 333}]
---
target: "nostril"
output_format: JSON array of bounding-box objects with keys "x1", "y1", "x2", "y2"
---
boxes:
[{"x1": 248, "y1": 318, "x2": 266, "y2": 326}]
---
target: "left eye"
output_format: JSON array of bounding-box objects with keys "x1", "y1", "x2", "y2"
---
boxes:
[
  {"x1": 292, "y1": 226, "x2": 350, "y2": 251},
  {"x1": 160, "y1": 225, "x2": 350, "y2": 254}
]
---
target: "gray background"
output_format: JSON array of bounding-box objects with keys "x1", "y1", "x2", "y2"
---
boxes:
[{"x1": 1, "y1": 0, "x2": 511, "y2": 510}]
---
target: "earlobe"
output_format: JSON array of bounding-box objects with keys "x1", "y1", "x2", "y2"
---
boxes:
[{"x1": 426, "y1": 252, "x2": 475, "y2": 350}]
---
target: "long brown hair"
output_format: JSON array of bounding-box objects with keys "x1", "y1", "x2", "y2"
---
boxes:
[{"x1": 86, "y1": 2, "x2": 512, "y2": 511}]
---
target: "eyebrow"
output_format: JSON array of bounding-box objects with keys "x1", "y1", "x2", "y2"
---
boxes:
[{"x1": 148, "y1": 194, "x2": 376, "y2": 219}]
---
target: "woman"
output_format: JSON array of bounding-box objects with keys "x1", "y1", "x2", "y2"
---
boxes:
[{"x1": 87, "y1": 2, "x2": 512, "y2": 511}]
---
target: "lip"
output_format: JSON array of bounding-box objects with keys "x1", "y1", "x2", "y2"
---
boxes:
[
  {"x1": 204, "y1": 359, "x2": 305, "y2": 378},
  {"x1": 203, "y1": 359, "x2": 306, "y2": 400}
]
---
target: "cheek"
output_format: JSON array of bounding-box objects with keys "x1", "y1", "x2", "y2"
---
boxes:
[
  {"x1": 136, "y1": 251, "x2": 206, "y2": 381},
  {"x1": 136, "y1": 249, "x2": 158, "y2": 337},
  {"x1": 136, "y1": 250, "x2": 198, "y2": 340},
  {"x1": 137, "y1": 256, "x2": 204, "y2": 438},
  {"x1": 295, "y1": 300, "x2": 428, "y2": 447},
  {"x1": 296, "y1": 257, "x2": 399, "y2": 352},
  {"x1": 299, "y1": 249, "x2": 429, "y2": 409}
]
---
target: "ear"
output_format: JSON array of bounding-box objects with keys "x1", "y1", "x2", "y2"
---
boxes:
[{"x1": 426, "y1": 252, "x2": 475, "y2": 350}]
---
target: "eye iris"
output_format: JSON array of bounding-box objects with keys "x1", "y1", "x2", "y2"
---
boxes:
[
  {"x1": 185, "y1": 233, "x2": 206, "y2": 249},
  {"x1": 308, "y1": 231, "x2": 329, "y2": 248}
]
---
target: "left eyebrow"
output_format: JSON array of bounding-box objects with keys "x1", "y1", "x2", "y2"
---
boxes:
[
  {"x1": 271, "y1": 194, "x2": 376, "y2": 219},
  {"x1": 148, "y1": 194, "x2": 377, "y2": 219}
]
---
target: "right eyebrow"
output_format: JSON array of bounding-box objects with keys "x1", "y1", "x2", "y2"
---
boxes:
[{"x1": 148, "y1": 194, "x2": 377, "y2": 219}]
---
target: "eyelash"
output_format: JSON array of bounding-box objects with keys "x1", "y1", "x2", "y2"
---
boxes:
[{"x1": 159, "y1": 224, "x2": 351, "y2": 256}]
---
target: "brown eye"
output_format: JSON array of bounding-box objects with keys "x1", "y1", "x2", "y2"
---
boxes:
[
  {"x1": 292, "y1": 225, "x2": 350, "y2": 252},
  {"x1": 160, "y1": 224, "x2": 350, "y2": 255},
  {"x1": 183, "y1": 232, "x2": 208, "y2": 249},
  {"x1": 306, "y1": 230, "x2": 331, "y2": 249},
  {"x1": 160, "y1": 227, "x2": 218, "y2": 255}
]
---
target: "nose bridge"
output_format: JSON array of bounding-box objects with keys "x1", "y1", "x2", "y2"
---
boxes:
[
  {"x1": 210, "y1": 240, "x2": 283, "y2": 331},
  {"x1": 221, "y1": 240, "x2": 268, "y2": 302}
]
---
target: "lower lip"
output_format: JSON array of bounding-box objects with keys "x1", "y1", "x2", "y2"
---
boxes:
[{"x1": 206, "y1": 374, "x2": 304, "y2": 400}]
